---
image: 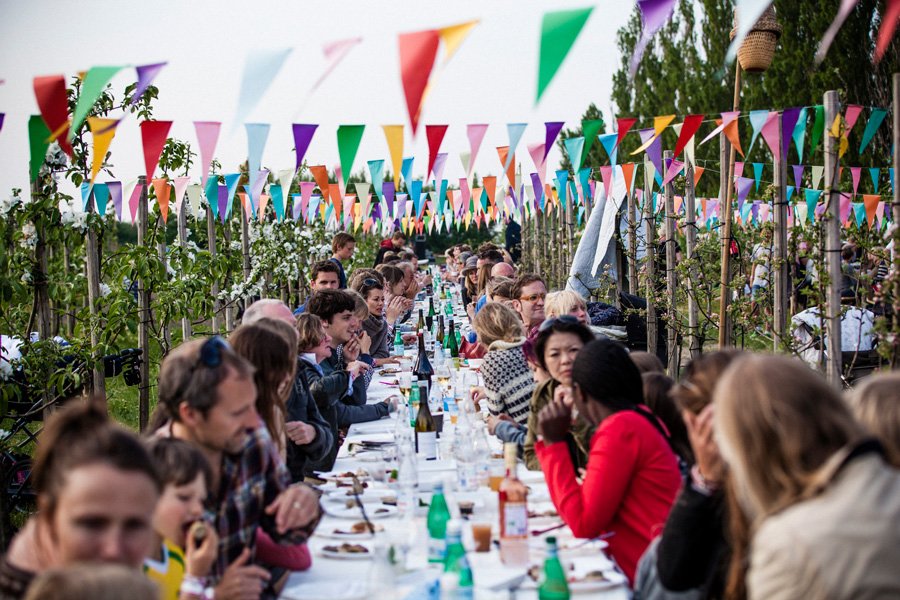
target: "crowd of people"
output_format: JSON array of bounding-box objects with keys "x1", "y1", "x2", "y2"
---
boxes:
[{"x1": 1, "y1": 229, "x2": 899, "y2": 600}]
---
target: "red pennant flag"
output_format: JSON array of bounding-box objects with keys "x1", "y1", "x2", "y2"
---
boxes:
[
  {"x1": 398, "y1": 29, "x2": 440, "y2": 135},
  {"x1": 151, "y1": 177, "x2": 171, "y2": 223},
  {"x1": 875, "y1": 0, "x2": 900, "y2": 62},
  {"x1": 425, "y1": 124, "x2": 448, "y2": 178},
  {"x1": 673, "y1": 114, "x2": 704, "y2": 160},
  {"x1": 33, "y1": 75, "x2": 74, "y2": 156},
  {"x1": 616, "y1": 117, "x2": 638, "y2": 148},
  {"x1": 483, "y1": 175, "x2": 497, "y2": 207},
  {"x1": 140, "y1": 120, "x2": 172, "y2": 179}
]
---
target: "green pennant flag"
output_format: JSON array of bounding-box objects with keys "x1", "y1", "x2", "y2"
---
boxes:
[
  {"x1": 536, "y1": 7, "x2": 594, "y2": 104},
  {"x1": 29, "y1": 115, "x2": 52, "y2": 182},
  {"x1": 70, "y1": 66, "x2": 125, "y2": 139},
  {"x1": 809, "y1": 105, "x2": 825, "y2": 158},
  {"x1": 859, "y1": 108, "x2": 888, "y2": 155},
  {"x1": 337, "y1": 125, "x2": 365, "y2": 183},
  {"x1": 579, "y1": 118, "x2": 604, "y2": 169}
]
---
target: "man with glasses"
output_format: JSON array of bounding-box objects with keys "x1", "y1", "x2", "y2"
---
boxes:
[
  {"x1": 511, "y1": 274, "x2": 548, "y2": 340},
  {"x1": 156, "y1": 337, "x2": 321, "y2": 599}
]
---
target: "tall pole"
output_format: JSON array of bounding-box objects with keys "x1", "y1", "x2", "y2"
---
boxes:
[
  {"x1": 684, "y1": 162, "x2": 700, "y2": 359},
  {"x1": 892, "y1": 73, "x2": 900, "y2": 362},
  {"x1": 136, "y1": 178, "x2": 150, "y2": 431},
  {"x1": 156, "y1": 211, "x2": 171, "y2": 349},
  {"x1": 84, "y1": 188, "x2": 106, "y2": 401},
  {"x1": 644, "y1": 156, "x2": 658, "y2": 357},
  {"x1": 176, "y1": 200, "x2": 192, "y2": 341},
  {"x1": 823, "y1": 90, "x2": 842, "y2": 387},
  {"x1": 627, "y1": 186, "x2": 638, "y2": 295},
  {"x1": 663, "y1": 150, "x2": 678, "y2": 375},
  {"x1": 206, "y1": 199, "x2": 220, "y2": 334},
  {"x1": 718, "y1": 61, "x2": 743, "y2": 349},
  {"x1": 773, "y1": 113, "x2": 789, "y2": 350}
]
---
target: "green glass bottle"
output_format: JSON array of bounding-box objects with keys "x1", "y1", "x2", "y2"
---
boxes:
[
  {"x1": 447, "y1": 320, "x2": 460, "y2": 360},
  {"x1": 408, "y1": 382, "x2": 420, "y2": 428},
  {"x1": 427, "y1": 483, "x2": 451, "y2": 563},
  {"x1": 393, "y1": 327, "x2": 404, "y2": 357},
  {"x1": 538, "y1": 537, "x2": 570, "y2": 600},
  {"x1": 441, "y1": 520, "x2": 474, "y2": 600},
  {"x1": 417, "y1": 308, "x2": 425, "y2": 333}
]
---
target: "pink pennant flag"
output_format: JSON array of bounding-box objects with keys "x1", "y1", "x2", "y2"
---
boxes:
[
  {"x1": 735, "y1": 177, "x2": 754, "y2": 210},
  {"x1": 108, "y1": 181, "x2": 123, "y2": 221},
  {"x1": 466, "y1": 124, "x2": 489, "y2": 176},
  {"x1": 699, "y1": 110, "x2": 740, "y2": 145},
  {"x1": 662, "y1": 159, "x2": 684, "y2": 186},
  {"x1": 300, "y1": 181, "x2": 315, "y2": 218},
  {"x1": 459, "y1": 178, "x2": 470, "y2": 211},
  {"x1": 432, "y1": 153, "x2": 448, "y2": 184},
  {"x1": 850, "y1": 167, "x2": 862, "y2": 196},
  {"x1": 734, "y1": 161, "x2": 745, "y2": 178},
  {"x1": 129, "y1": 181, "x2": 143, "y2": 224},
  {"x1": 312, "y1": 38, "x2": 362, "y2": 93},
  {"x1": 759, "y1": 111, "x2": 781, "y2": 162},
  {"x1": 759, "y1": 203, "x2": 770, "y2": 223},
  {"x1": 839, "y1": 192, "x2": 853, "y2": 225},
  {"x1": 844, "y1": 105, "x2": 864, "y2": 134},
  {"x1": 194, "y1": 121, "x2": 221, "y2": 188},
  {"x1": 599, "y1": 165, "x2": 613, "y2": 199},
  {"x1": 173, "y1": 176, "x2": 191, "y2": 213},
  {"x1": 527, "y1": 142, "x2": 547, "y2": 185}
]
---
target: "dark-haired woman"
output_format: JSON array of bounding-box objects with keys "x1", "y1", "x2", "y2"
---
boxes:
[
  {"x1": 536, "y1": 338, "x2": 681, "y2": 583},
  {"x1": 0, "y1": 401, "x2": 162, "y2": 598},
  {"x1": 522, "y1": 317, "x2": 595, "y2": 471}
]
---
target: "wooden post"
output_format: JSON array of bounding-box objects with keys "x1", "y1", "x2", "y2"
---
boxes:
[
  {"x1": 684, "y1": 162, "x2": 701, "y2": 359},
  {"x1": 893, "y1": 74, "x2": 900, "y2": 359},
  {"x1": 84, "y1": 188, "x2": 106, "y2": 401},
  {"x1": 565, "y1": 191, "x2": 575, "y2": 289},
  {"x1": 176, "y1": 203, "x2": 192, "y2": 341},
  {"x1": 223, "y1": 225, "x2": 235, "y2": 332},
  {"x1": 718, "y1": 62, "x2": 742, "y2": 349},
  {"x1": 627, "y1": 187, "x2": 638, "y2": 295},
  {"x1": 240, "y1": 210, "x2": 251, "y2": 312},
  {"x1": 136, "y1": 178, "x2": 151, "y2": 431},
  {"x1": 644, "y1": 156, "x2": 658, "y2": 357},
  {"x1": 156, "y1": 213, "x2": 172, "y2": 348},
  {"x1": 663, "y1": 151, "x2": 678, "y2": 376},
  {"x1": 206, "y1": 203, "x2": 220, "y2": 334},
  {"x1": 533, "y1": 207, "x2": 542, "y2": 277},
  {"x1": 823, "y1": 90, "x2": 842, "y2": 387},
  {"x1": 772, "y1": 114, "x2": 789, "y2": 350},
  {"x1": 63, "y1": 245, "x2": 75, "y2": 336}
]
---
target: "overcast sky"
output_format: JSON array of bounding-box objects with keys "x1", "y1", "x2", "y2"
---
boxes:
[{"x1": 0, "y1": 0, "x2": 633, "y2": 201}]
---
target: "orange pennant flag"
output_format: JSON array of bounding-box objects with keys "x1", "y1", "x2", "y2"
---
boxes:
[
  {"x1": 310, "y1": 165, "x2": 331, "y2": 202},
  {"x1": 862, "y1": 194, "x2": 880, "y2": 227},
  {"x1": 259, "y1": 192, "x2": 270, "y2": 218},
  {"x1": 329, "y1": 183, "x2": 342, "y2": 213},
  {"x1": 483, "y1": 176, "x2": 497, "y2": 207},
  {"x1": 471, "y1": 187, "x2": 482, "y2": 213},
  {"x1": 238, "y1": 192, "x2": 251, "y2": 222},
  {"x1": 151, "y1": 177, "x2": 171, "y2": 223},
  {"x1": 621, "y1": 163, "x2": 636, "y2": 195},
  {"x1": 723, "y1": 119, "x2": 744, "y2": 158},
  {"x1": 693, "y1": 166, "x2": 705, "y2": 188},
  {"x1": 496, "y1": 147, "x2": 516, "y2": 189},
  {"x1": 87, "y1": 117, "x2": 119, "y2": 183}
]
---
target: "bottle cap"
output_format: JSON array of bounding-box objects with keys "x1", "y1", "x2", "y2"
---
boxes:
[{"x1": 546, "y1": 536, "x2": 558, "y2": 546}]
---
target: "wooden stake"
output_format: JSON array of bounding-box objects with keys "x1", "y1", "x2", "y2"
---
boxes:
[
  {"x1": 718, "y1": 61, "x2": 742, "y2": 349},
  {"x1": 136, "y1": 178, "x2": 150, "y2": 430},
  {"x1": 773, "y1": 113, "x2": 789, "y2": 350},
  {"x1": 627, "y1": 187, "x2": 638, "y2": 295},
  {"x1": 663, "y1": 151, "x2": 678, "y2": 375},
  {"x1": 893, "y1": 74, "x2": 900, "y2": 364},
  {"x1": 206, "y1": 201, "x2": 220, "y2": 334},
  {"x1": 84, "y1": 187, "x2": 106, "y2": 401},
  {"x1": 176, "y1": 201, "x2": 192, "y2": 341},
  {"x1": 684, "y1": 162, "x2": 700, "y2": 359},
  {"x1": 644, "y1": 156, "x2": 658, "y2": 357},
  {"x1": 823, "y1": 90, "x2": 842, "y2": 387}
]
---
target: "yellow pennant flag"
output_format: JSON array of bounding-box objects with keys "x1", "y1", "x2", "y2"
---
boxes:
[
  {"x1": 631, "y1": 114, "x2": 676, "y2": 155},
  {"x1": 830, "y1": 115, "x2": 850, "y2": 158},
  {"x1": 87, "y1": 117, "x2": 119, "y2": 183},
  {"x1": 438, "y1": 20, "x2": 479, "y2": 64},
  {"x1": 382, "y1": 125, "x2": 404, "y2": 186}
]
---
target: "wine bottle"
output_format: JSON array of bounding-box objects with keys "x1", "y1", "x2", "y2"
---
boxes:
[
  {"x1": 447, "y1": 320, "x2": 460, "y2": 364},
  {"x1": 499, "y1": 443, "x2": 529, "y2": 566},
  {"x1": 426, "y1": 298, "x2": 435, "y2": 330},
  {"x1": 436, "y1": 315, "x2": 446, "y2": 346},
  {"x1": 415, "y1": 387, "x2": 438, "y2": 461},
  {"x1": 413, "y1": 332, "x2": 434, "y2": 384},
  {"x1": 417, "y1": 309, "x2": 425, "y2": 332}
]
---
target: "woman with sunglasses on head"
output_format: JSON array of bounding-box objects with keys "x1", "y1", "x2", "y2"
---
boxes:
[
  {"x1": 535, "y1": 338, "x2": 681, "y2": 584},
  {"x1": 0, "y1": 400, "x2": 161, "y2": 599},
  {"x1": 350, "y1": 273, "x2": 405, "y2": 367},
  {"x1": 522, "y1": 316, "x2": 595, "y2": 472}
]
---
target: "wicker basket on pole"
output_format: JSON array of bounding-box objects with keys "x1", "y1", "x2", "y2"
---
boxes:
[{"x1": 730, "y1": 6, "x2": 782, "y2": 73}]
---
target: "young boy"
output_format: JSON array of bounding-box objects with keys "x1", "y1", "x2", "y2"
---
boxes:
[{"x1": 143, "y1": 438, "x2": 219, "y2": 600}]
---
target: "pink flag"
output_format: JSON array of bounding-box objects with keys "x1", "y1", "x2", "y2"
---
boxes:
[
  {"x1": 194, "y1": 121, "x2": 221, "y2": 188},
  {"x1": 466, "y1": 124, "x2": 488, "y2": 176},
  {"x1": 173, "y1": 176, "x2": 191, "y2": 214},
  {"x1": 700, "y1": 110, "x2": 740, "y2": 145},
  {"x1": 527, "y1": 142, "x2": 547, "y2": 185},
  {"x1": 662, "y1": 160, "x2": 684, "y2": 186},
  {"x1": 844, "y1": 105, "x2": 864, "y2": 134},
  {"x1": 300, "y1": 181, "x2": 315, "y2": 218},
  {"x1": 850, "y1": 167, "x2": 862, "y2": 196},
  {"x1": 759, "y1": 111, "x2": 781, "y2": 162},
  {"x1": 312, "y1": 38, "x2": 362, "y2": 93},
  {"x1": 129, "y1": 181, "x2": 143, "y2": 224}
]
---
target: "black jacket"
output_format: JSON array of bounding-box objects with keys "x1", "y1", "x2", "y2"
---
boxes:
[
  {"x1": 298, "y1": 358, "x2": 389, "y2": 476},
  {"x1": 284, "y1": 358, "x2": 334, "y2": 482},
  {"x1": 322, "y1": 349, "x2": 367, "y2": 407},
  {"x1": 655, "y1": 476, "x2": 728, "y2": 599}
]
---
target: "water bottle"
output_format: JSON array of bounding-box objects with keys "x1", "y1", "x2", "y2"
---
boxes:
[
  {"x1": 440, "y1": 520, "x2": 474, "y2": 600},
  {"x1": 472, "y1": 422, "x2": 492, "y2": 488},
  {"x1": 397, "y1": 439, "x2": 418, "y2": 514},
  {"x1": 454, "y1": 426, "x2": 477, "y2": 492}
]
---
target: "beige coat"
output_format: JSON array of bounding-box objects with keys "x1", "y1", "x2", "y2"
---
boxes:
[{"x1": 748, "y1": 452, "x2": 900, "y2": 600}]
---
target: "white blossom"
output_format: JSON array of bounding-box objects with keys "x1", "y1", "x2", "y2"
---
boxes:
[{"x1": 99, "y1": 283, "x2": 112, "y2": 297}]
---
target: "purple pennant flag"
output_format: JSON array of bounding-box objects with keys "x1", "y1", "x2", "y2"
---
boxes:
[
  {"x1": 0, "y1": 113, "x2": 5, "y2": 135},
  {"x1": 129, "y1": 63, "x2": 167, "y2": 108},
  {"x1": 781, "y1": 108, "x2": 802, "y2": 160},
  {"x1": 530, "y1": 173, "x2": 544, "y2": 209},
  {"x1": 107, "y1": 181, "x2": 123, "y2": 221},
  {"x1": 629, "y1": 0, "x2": 677, "y2": 77},
  {"x1": 641, "y1": 131, "x2": 664, "y2": 182},
  {"x1": 292, "y1": 124, "x2": 318, "y2": 170},
  {"x1": 432, "y1": 153, "x2": 448, "y2": 185},
  {"x1": 544, "y1": 122, "x2": 565, "y2": 161},
  {"x1": 217, "y1": 185, "x2": 229, "y2": 223},
  {"x1": 372, "y1": 200, "x2": 382, "y2": 221},
  {"x1": 751, "y1": 201, "x2": 760, "y2": 224},
  {"x1": 793, "y1": 165, "x2": 804, "y2": 191},
  {"x1": 249, "y1": 170, "x2": 268, "y2": 211},
  {"x1": 292, "y1": 194, "x2": 303, "y2": 220},
  {"x1": 735, "y1": 176, "x2": 754, "y2": 211},
  {"x1": 396, "y1": 193, "x2": 408, "y2": 219},
  {"x1": 382, "y1": 181, "x2": 395, "y2": 218}
]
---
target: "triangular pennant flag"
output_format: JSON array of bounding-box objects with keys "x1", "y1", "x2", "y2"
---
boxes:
[
  {"x1": 234, "y1": 48, "x2": 291, "y2": 131},
  {"x1": 673, "y1": 114, "x2": 704, "y2": 160},
  {"x1": 505, "y1": 123, "x2": 527, "y2": 170},
  {"x1": 204, "y1": 177, "x2": 219, "y2": 219},
  {"x1": 793, "y1": 165, "x2": 804, "y2": 191},
  {"x1": 70, "y1": 66, "x2": 125, "y2": 139},
  {"x1": 579, "y1": 119, "x2": 604, "y2": 168},
  {"x1": 852, "y1": 201, "x2": 866, "y2": 227},
  {"x1": 859, "y1": 108, "x2": 888, "y2": 154},
  {"x1": 28, "y1": 115, "x2": 52, "y2": 183},
  {"x1": 300, "y1": 182, "x2": 316, "y2": 220},
  {"x1": 466, "y1": 123, "x2": 489, "y2": 176},
  {"x1": 616, "y1": 117, "x2": 638, "y2": 148},
  {"x1": 433, "y1": 153, "x2": 448, "y2": 189},
  {"x1": 810, "y1": 105, "x2": 825, "y2": 156},
  {"x1": 752, "y1": 163, "x2": 763, "y2": 191},
  {"x1": 186, "y1": 184, "x2": 202, "y2": 217},
  {"x1": 368, "y1": 160, "x2": 385, "y2": 197},
  {"x1": 735, "y1": 161, "x2": 745, "y2": 178},
  {"x1": 93, "y1": 183, "x2": 110, "y2": 216},
  {"x1": 128, "y1": 62, "x2": 167, "y2": 108},
  {"x1": 223, "y1": 173, "x2": 241, "y2": 221},
  {"x1": 483, "y1": 176, "x2": 497, "y2": 208},
  {"x1": 536, "y1": 7, "x2": 594, "y2": 103},
  {"x1": 128, "y1": 181, "x2": 143, "y2": 223},
  {"x1": 863, "y1": 194, "x2": 880, "y2": 226},
  {"x1": 816, "y1": 0, "x2": 859, "y2": 64},
  {"x1": 151, "y1": 177, "x2": 171, "y2": 223},
  {"x1": 245, "y1": 123, "x2": 270, "y2": 205},
  {"x1": 786, "y1": 185, "x2": 795, "y2": 203},
  {"x1": 87, "y1": 117, "x2": 119, "y2": 183},
  {"x1": 805, "y1": 189, "x2": 822, "y2": 222},
  {"x1": 80, "y1": 182, "x2": 92, "y2": 212},
  {"x1": 140, "y1": 120, "x2": 172, "y2": 180},
  {"x1": 383, "y1": 182, "x2": 396, "y2": 218},
  {"x1": 781, "y1": 108, "x2": 802, "y2": 160},
  {"x1": 337, "y1": 125, "x2": 365, "y2": 182},
  {"x1": 700, "y1": 110, "x2": 741, "y2": 145},
  {"x1": 496, "y1": 147, "x2": 515, "y2": 188},
  {"x1": 309, "y1": 165, "x2": 331, "y2": 203},
  {"x1": 259, "y1": 192, "x2": 271, "y2": 220},
  {"x1": 869, "y1": 167, "x2": 881, "y2": 193},
  {"x1": 811, "y1": 166, "x2": 824, "y2": 190},
  {"x1": 310, "y1": 38, "x2": 362, "y2": 94},
  {"x1": 735, "y1": 177, "x2": 754, "y2": 211},
  {"x1": 693, "y1": 166, "x2": 705, "y2": 188},
  {"x1": 875, "y1": 0, "x2": 900, "y2": 62},
  {"x1": 629, "y1": 0, "x2": 677, "y2": 77},
  {"x1": 398, "y1": 29, "x2": 440, "y2": 134},
  {"x1": 107, "y1": 181, "x2": 122, "y2": 220},
  {"x1": 662, "y1": 160, "x2": 684, "y2": 186},
  {"x1": 292, "y1": 123, "x2": 317, "y2": 170},
  {"x1": 792, "y1": 107, "x2": 809, "y2": 162},
  {"x1": 844, "y1": 105, "x2": 864, "y2": 134},
  {"x1": 400, "y1": 157, "x2": 415, "y2": 187},
  {"x1": 193, "y1": 121, "x2": 221, "y2": 188},
  {"x1": 632, "y1": 115, "x2": 675, "y2": 154},
  {"x1": 563, "y1": 137, "x2": 585, "y2": 170},
  {"x1": 621, "y1": 163, "x2": 636, "y2": 195},
  {"x1": 747, "y1": 109, "x2": 769, "y2": 155},
  {"x1": 382, "y1": 125, "x2": 404, "y2": 186},
  {"x1": 850, "y1": 167, "x2": 862, "y2": 196},
  {"x1": 599, "y1": 166, "x2": 613, "y2": 200},
  {"x1": 543, "y1": 122, "x2": 565, "y2": 161},
  {"x1": 555, "y1": 169, "x2": 569, "y2": 208},
  {"x1": 438, "y1": 20, "x2": 479, "y2": 64},
  {"x1": 598, "y1": 132, "x2": 618, "y2": 168},
  {"x1": 425, "y1": 124, "x2": 448, "y2": 178},
  {"x1": 276, "y1": 168, "x2": 295, "y2": 203},
  {"x1": 173, "y1": 176, "x2": 190, "y2": 214},
  {"x1": 33, "y1": 74, "x2": 73, "y2": 156}
]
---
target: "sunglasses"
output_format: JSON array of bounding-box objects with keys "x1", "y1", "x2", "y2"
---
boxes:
[
  {"x1": 519, "y1": 292, "x2": 547, "y2": 303},
  {"x1": 538, "y1": 314, "x2": 580, "y2": 332},
  {"x1": 174, "y1": 336, "x2": 230, "y2": 399},
  {"x1": 362, "y1": 278, "x2": 381, "y2": 287}
]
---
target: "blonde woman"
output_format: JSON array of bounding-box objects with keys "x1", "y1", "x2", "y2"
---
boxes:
[
  {"x1": 846, "y1": 371, "x2": 900, "y2": 467},
  {"x1": 471, "y1": 303, "x2": 536, "y2": 447},
  {"x1": 714, "y1": 355, "x2": 900, "y2": 600}
]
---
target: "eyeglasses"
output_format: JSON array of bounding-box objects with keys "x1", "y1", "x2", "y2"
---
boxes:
[
  {"x1": 519, "y1": 292, "x2": 547, "y2": 303},
  {"x1": 362, "y1": 278, "x2": 381, "y2": 287},
  {"x1": 538, "y1": 314, "x2": 580, "y2": 332}
]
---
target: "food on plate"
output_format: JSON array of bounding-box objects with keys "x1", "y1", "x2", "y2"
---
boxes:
[
  {"x1": 380, "y1": 496, "x2": 398, "y2": 506},
  {"x1": 374, "y1": 507, "x2": 392, "y2": 514},
  {"x1": 576, "y1": 571, "x2": 610, "y2": 583},
  {"x1": 333, "y1": 521, "x2": 384, "y2": 535},
  {"x1": 528, "y1": 508, "x2": 559, "y2": 518},
  {"x1": 323, "y1": 543, "x2": 370, "y2": 554}
]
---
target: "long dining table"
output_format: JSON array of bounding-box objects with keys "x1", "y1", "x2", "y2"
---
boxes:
[{"x1": 280, "y1": 311, "x2": 630, "y2": 600}]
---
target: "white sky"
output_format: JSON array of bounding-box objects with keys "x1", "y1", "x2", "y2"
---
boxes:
[{"x1": 0, "y1": 0, "x2": 632, "y2": 201}]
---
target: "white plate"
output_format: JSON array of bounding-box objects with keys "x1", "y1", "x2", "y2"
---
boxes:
[
  {"x1": 325, "y1": 503, "x2": 399, "y2": 519},
  {"x1": 324, "y1": 493, "x2": 397, "y2": 507},
  {"x1": 320, "y1": 542, "x2": 374, "y2": 560},
  {"x1": 281, "y1": 580, "x2": 368, "y2": 600},
  {"x1": 518, "y1": 571, "x2": 626, "y2": 593},
  {"x1": 316, "y1": 526, "x2": 384, "y2": 540}
]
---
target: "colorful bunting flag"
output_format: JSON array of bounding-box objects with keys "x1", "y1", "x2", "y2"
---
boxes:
[
  {"x1": 28, "y1": 115, "x2": 52, "y2": 183},
  {"x1": 810, "y1": 105, "x2": 825, "y2": 156},
  {"x1": 88, "y1": 117, "x2": 119, "y2": 183},
  {"x1": 505, "y1": 123, "x2": 527, "y2": 170},
  {"x1": 859, "y1": 108, "x2": 888, "y2": 154},
  {"x1": 128, "y1": 62, "x2": 167, "y2": 108},
  {"x1": 292, "y1": 124, "x2": 318, "y2": 170},
  {"x1": 382, "y1": 125, "x2": 404, "y2": 186},
  {"x1": 579, "y1": 119, "x2": 604, "y2": 168},
  {"x1": 336, "y1": 125, "x2": 365, "y2": 182},
  {"x1": 629, "y1": 0, "x2": 677, "y2": 77},
  {"x1": 816, "y1": 0, "x2": 859, "y2": 64},
  {"x1": 234, "y1": 48, "x2": 291, "y2": 130},
  {"x1": 33, "y1": 75, "x2": 73, "y2": 156},
  {"x1": 536, "y1": 7, "x2": 594, "y2": 103},
  {"x1": 398, "y1": 29, "x2": 440, "y2": 134},
  {"x1": 151, "y1": 177, "x2": 171, "y2": 223},
  {"x1": 245, "y1": 123, "x2": 270, "y2": 206},
  {"x1": 466, "y1": 123, "x2": 489, "y2": 176},
  {"x1": 140, "y1": 120, "x2": 172, "y2": 180},
  {"x1": 311, "y1": 38, "x2": 362, "y2": 94},
  {"x1": 875, "y1": 0, "x2": 900, "y2": 62},
  {"x1": 673, "y1": 114, "x2": 704, "y2": 161},
  {"x1": 194, "y1": 121, "x2": 221, "y2": 188},
  {"x1": 426, "y1": 125, "x2": 448, "y2": 178},
  {"x1": 747, "y1": 110, "x2": 769, "y2": 155},
  {"x1": 792, "y1": 107, "x2": 809, "y2": 162},
  {"x1": 781, "y1": 108, "x2": 802, "y2": 160},
  {"x1": 70, "y1": 66, "x2": 124, "y2": 140}
]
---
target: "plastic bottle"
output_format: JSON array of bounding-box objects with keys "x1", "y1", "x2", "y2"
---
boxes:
[
  {"x1": 472, "y1": 422, "x2": 492, "y2": 488},
  {"x1": 427, "y1": 483, "x2": 451, "y2": 563},
  {"x1": 440, "y1": 520, "x2": 474, "y2": 600},
  {"x1": 538, "y1": 537, "x2": 570, "y2": 600}
]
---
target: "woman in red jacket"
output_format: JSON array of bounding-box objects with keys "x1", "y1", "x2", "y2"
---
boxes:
[{"x1": 536, "y1": 338, "x2": 681, "y2": 583}]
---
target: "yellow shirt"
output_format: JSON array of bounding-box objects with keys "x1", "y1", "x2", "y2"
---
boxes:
[{"x1": 143, "y1": 539, "x2": 185, "y2": 600}]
